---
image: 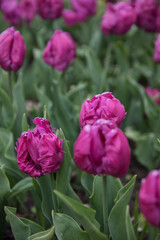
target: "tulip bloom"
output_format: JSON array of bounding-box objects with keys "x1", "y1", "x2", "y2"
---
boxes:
[
  {"x1": 0, "y1": 27, "x2": 26, "y2": 72},
  {"x1": 62, "y1": 0, "x2": 97, "y2": 26},
  {"x1": 80, "y1": 92, "x2": 126, "y2": 128},
  {"x1": 1, "y1": 0, "x2": 22, "y2": 26},
  {"x1": 134, "y1": 0, "x2": 158, "y2": 32},
  {"x1": 139, "y1": 170, "x2": 160, "y2": 228},
  {"x1": 101, "y1": 1, "x2": 137, "y2": 35},
  {"x1": 15, "y1": 118, "x2": 63, "y2": 178},
  {"x1": 74, "y1": 120, "x2": 130, "y2": 177},
  {"x1": 43, "y1": 29, "x2": 76, "y2": 71},
  {"x1": 20, "y1": 0, "x2": 37, "y2": 24},
  {"x1": 146, "y1": 86, "x2": 160, "y2": 105},
  {"x1": 37, "y1": 0, "x2": 63, "y2": 20}
]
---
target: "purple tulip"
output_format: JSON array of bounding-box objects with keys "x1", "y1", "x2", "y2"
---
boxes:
[
  {"x1": 139, "y1": 170, "x2": 160, "y2": 228},
  {"x1": 80, "y1": 92, "x2": 126, "y2": 128},
  {"x1": 134, "y1": 0, "x2": 158, "y2": 32},
  {"x1": 0, "y1": 27, "x2": 26, "y2": 72},
  {"x1": 153, "y1": 34, "x2": 160, "y2": 63},
  {"x1": 101, "y1": 1, "x2": 137, "y2": 35},
  {"x1": 74, "y1": 119, "x2": 130, "y2": 177},
  {"x1": 43, "y1": 29, "x2": 76, "y2": 71},
  {"x1": 146, "y1": 86, "x2": 160, "y2": 105},
  {"x1": 1, "y1": 0, "x2": 22, "y2": 26},
  {"x1": 37, "y1": 0, "x2": 63, "y2": 20},
  {"x1": 15, "y1": 118, "x2": 63, "y2": 178},
  {"x1": 62, "y1": 0, "x2": 97, "y2": 26},
  {"x1": 20, "y1": 0, "x2": 37, "y2": 24}
]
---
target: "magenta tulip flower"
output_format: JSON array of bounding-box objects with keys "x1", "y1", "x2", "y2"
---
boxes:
[
  {"x1": 74, "y1": 119, "x2": 130, "y2": 177},
  {"x1": 15, "y1": 118, "x2": 63, "y2": 178},
  {"x1": 0, "y1": 27, "x2": 26, "y2": 72},
  {"x1": 37, "y1": 0, "x2": 63, "y2": 20}
]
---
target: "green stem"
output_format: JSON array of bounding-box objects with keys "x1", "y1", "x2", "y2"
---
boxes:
[
  {"x1": 139, "y1": 220, "x2": 148, "y2": 240},
  {"x1": 8, "y1": 71, "x2": 12, "y2": 98},
  {"x1": 102, "y1": 175, "x2": 108, "y2": 236}
]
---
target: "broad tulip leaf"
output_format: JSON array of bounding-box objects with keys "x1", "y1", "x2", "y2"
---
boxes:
[
  {"x1": 4, "y1": 206, "x2": 30, "y2": 240},
  {"x1": 8, "y1": 177, "x2": 33, "y2": 199},
  {"x1": 54, "y1": 190, "x2": 108, "y2": 240},
  {"x1": 53, "y1": 212, "x2": 91, "y2": 240},
  {"x1": 27, "y1": 226, "x2": 55, "y2": 240},
  {"x1": 22, "y1": 113, "x2": 29, "y2": 132},
  {"x1": 81, "y1": 172, "x2": 94, "y2": 196},
  {"x1": 108, "y1": 176, "x2": 136, "y2": 240},
  {"x1": 90, "y1": 175, "x2": 122, "y2": 231},
  {"x1": 125, "y1": 205, "x2": 136, "y2": 240},
  {"x1": 37, "y1": 175, "x2": 55, "y2": 224},
  {"x1": 0, "y1": 167, "x2": 10, "y2": 201}
]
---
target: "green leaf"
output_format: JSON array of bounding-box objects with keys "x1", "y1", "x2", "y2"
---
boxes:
[
  {"x1": 56, "y1": 129, "x2": 80, "y2": 205},
  {"x1": 108, "y1": 176, "x2": 136, "y2": 240},
  {"x1": 81, "y1": 172, "x2": 94, "y2": 196},
  {"x1": 125, "y1": 206, "x2": 136, "y2": 240},
  {"x1": 0, "y1": 88, "x2": 15, "y2": 129},
  {"x1": 27, "y1": 226, "x2": 55, "y2": 240},
  {"x1": 13, "y1": 73, "x2": 26, "y2": 139},
  {"x1": 89, "y1": 175, "x2": 122, "y2": 230},
  {"x1": 21, "y1": 219, "x2": 44, "y2": 235},
  {"x1": 54, "y1": 190, "x2": 108, "y2": 240},
  {"x1": 0, "y1": 167, "x2": 10, "y2": 201},
  {"x1": 8, "y1": 177, "x2": 33, "y2": 199},
  {"x1": 53, "y1": 212, "x2": 91, "y2": 240},
  {"x1": 4, "y1": 206, "x2": 30, "y2": 240},
  {"x1": 37, "y1": 175, "x2": 55, "y2": 224},
  {"x1": 22, "y1": 113, "x2": 29, "y2": 132}
]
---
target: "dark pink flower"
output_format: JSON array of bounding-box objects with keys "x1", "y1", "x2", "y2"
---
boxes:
[
  {"x1": 37, "y1": 0, "x2": 63, "y2": 20},
  {"x1": 80, "y1": 92, "x2": 126, "y2": 128},
  {"x1": 134, "y1": 0, "x2": 158, "y2": 32},
  {"x1": 1, "y1": 0, "x2": 22, "y2": 26},
  {"x1": 74, "y1": 120, "x2": 130, "y2": 177},
  {"x1": 43, "y1": 29, "x2": 76, "y2": 71},
  {"x1": 101, "y1": 1, "x2": 137, "y2": 35},
  {"x1": 62, "y1": 0, "x2": 97, "y2": 26},
  {"x1": 153, "y1": 34, "x2": 160, "y2": 63},
  {"x1": 15, "y1": 118, "x2": 63, "y2": 178},
  {"x1": 146, "y1": 86, "x2": 160, "y2": 105},
  {"x1": 20, "y1": 0, "x2": 37, "y2": 24},
  {"x1": 0, "y1": 27, "x2": 26, "y2": 72},
  {"x1": 139, "y1": 170, "x2": 160, "y2": 228}
]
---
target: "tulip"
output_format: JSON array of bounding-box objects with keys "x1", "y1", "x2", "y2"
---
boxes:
[
  {"x1": 101, "y1": 1, "x2": 137, "y2": 35},
  {"x1": 134, "y1": 0, "x2": 158, "y2": 32},
  {"x1": 20, "y1": 0, "x2": 37, "y2": 24},
  {"x1": 62, "y1": 0, "x2": 97, "y2": 26},
  {"x1": 43, "y1": 29, "x2": 76, "y2": 71},
  {"x1": 15, "y1": 118, "x2": 63, "y2": 178},
  {"x1": 1, "y1": 0, "x2": 22, "y2": 26},
  {"x1": 37, "y1": 0, "x2": 63, "y2": 20},
  {"x1": 80, "y1": 92, "x2": 126, "y2": 128},
  {"x1": 74, "y1": 119, "x2": 130, "y2": 177},
  {"x1": 146, "y1": 86, "x2": 160, "y2": 105},
  {"x1": 139, "y1": 170, "x2": 160, "y2": 228},
  {"x1": 0, "y1": 27, "x2": 26, "y2": 72}
]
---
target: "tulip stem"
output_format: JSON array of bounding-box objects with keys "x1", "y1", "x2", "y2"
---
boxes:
[
  {"x1": 102, "y1": 175, "x2": 108, "y2": 236},
  {"x1": 139, "y1": 220, "x2": 148, "y2": 240},
  {"x1": 8, "y1": 71, "x2": 12, "y2": 98}
]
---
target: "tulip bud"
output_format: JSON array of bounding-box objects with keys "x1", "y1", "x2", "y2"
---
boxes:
[
  {"x1": 74, "y1": 119, "x2": 130, "y2": 177},
  {"x1": 139, "y1": 170, "x2": 160, "y2": 228},
  {"x1": 20, "y1": 0, "x2": 37, "y2": 24},
  {"x1": 15, "y1": 118, "x2": 63, "y2": 177},
  {"x1": 80, "y1": 92, "x2": 126, "y2": 128},
  {"x1": 153, "y1": 34, "x2": 160, "y2": 63},
  {"x1": 62, "y1": 0, "x2": 97, "y2": 26},
  {"x1": 37, "y1": 0, "x2": 63, "y2": 20},
  {"x1": 0, "y1": 27, "x2": 26, "y2": 72},
  {"x1": 146, "y1": 86, "x2": 160, "y2": 105},
  {"x1": 43, "y1": 29, "x2": 76, "y2": 71},
  {"x1": 101, "y1": 2, "x2": 136, "y2": 35},
  {"x1": 134, "y1": 0, "x2": 158, "y2": 32},
  {"x1": 1, "y1": 0, "x2": 22, "y2": 26}
]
